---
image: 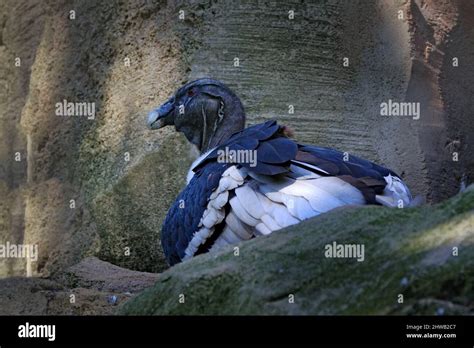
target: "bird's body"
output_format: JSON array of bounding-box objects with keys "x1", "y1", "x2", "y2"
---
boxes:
[{"x1": 147, "y1": 79, "x2": 412, "y2": 266}]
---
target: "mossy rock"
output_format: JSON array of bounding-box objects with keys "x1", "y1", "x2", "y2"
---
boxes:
[
  {"x1": 89, "y1": 134, "x2": 192, "y2": 273},
  {"x1": 120, "y1": 188, "x2": 474, "y2": 315}
]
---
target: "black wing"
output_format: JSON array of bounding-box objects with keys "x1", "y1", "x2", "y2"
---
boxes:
[
  {"x1": 196, "y1": 120, "x2": 397, "y2": 203},
  {"x1": 162, "y1": 120, "x2": 400, "y2": 265},
  {"x1": 162, "y1": 121, "x2": 297, "y2": 265},
  {"x1": 161, "y1": 161, "x2": 230, "y2": 265}
]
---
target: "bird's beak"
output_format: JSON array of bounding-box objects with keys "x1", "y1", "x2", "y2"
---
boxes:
[{"x1": 147, "y1": 99, "x2": 175, "y2": 130}]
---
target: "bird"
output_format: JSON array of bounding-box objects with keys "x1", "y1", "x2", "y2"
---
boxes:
[{"x1": 147, "y1": 78, "x2": 413, "y2": 266}]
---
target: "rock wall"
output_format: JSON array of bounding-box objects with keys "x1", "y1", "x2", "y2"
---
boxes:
[
  {"x1": 0, "y1": 0, "x2": 472, "y2": 277},
  {"x1": 0, "y1": 0, "x2": 194, "y2": 276}
]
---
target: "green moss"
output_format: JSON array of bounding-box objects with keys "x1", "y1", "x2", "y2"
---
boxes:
[
  {"x1": 79, "y1": 127, "x2": 192, "y2": 272},
  {"x1": 120, "y1": 189, "x2": 474, "y2": 315}
]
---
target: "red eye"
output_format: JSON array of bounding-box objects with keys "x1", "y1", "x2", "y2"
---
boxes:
[{"x1": 187, "y1": 89, "x2": 195, "y2": 97}]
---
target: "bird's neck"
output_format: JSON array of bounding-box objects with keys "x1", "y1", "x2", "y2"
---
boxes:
[{"x1": 200, "y1": 99, "x2": 246, "y2": 154}]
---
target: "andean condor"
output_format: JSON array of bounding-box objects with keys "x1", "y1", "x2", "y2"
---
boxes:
[{"x1": 147, "y1": 78, "x2": 412, "y2": 266}]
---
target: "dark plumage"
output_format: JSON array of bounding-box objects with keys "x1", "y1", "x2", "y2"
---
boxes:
[
  {"x1": 148, "y1": 79, "x2": 412, "y2": 266},
  {"x1": 161, "y1": 161, "x2": 230, "y2": 265}
]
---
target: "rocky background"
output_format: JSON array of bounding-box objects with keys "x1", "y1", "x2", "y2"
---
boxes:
[{"x1": 0, "y1": 0, "x2": 473, "y2": 314}]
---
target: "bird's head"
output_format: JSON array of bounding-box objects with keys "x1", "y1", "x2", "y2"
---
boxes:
[{"x1": 147, "y1": 78, "x2": 246, "y2": 153}]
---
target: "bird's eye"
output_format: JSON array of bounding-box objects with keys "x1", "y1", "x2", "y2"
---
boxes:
[{"x1": 187, "y1": 89, "x2": 195, "y2": 97}]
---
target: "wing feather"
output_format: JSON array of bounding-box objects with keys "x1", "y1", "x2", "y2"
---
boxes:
[
  {"x1": 225, "y1": 211, "x2": 254, "y2": 240},
  {"x1": 235, "y1": 185, "x2": 265, "y2": 220},
  {"x1": 229, "y1": 196, "x2": 260, "y2": 226}
]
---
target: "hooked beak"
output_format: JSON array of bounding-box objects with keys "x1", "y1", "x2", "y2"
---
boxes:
[{"x1": 147, "y1": 99, "x2": 175, "y2": 130}]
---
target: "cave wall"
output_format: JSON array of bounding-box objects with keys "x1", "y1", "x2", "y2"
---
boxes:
[{"x1": 0, "y1": 0, "x2": 472, "y2": 277}]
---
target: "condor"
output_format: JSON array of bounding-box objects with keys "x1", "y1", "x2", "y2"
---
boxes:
[{"x1": 147, "y1": 78, "x2": 413, "y2": 266}]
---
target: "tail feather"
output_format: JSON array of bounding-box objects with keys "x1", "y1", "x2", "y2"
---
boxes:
[{"x1": 376, "y1": 174, "x2": 412, "y2": 208}]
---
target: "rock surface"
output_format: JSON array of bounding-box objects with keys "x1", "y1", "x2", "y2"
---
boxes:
[
  {"x1": 0, "y1": 0, "x2": 473, "y2": 281},
  {"x1": 0, "y1": 257, "x2": 158, "y2": 315},
  {"x1": 120, "y1": 188, "x2": 474, "y2": 315}
]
